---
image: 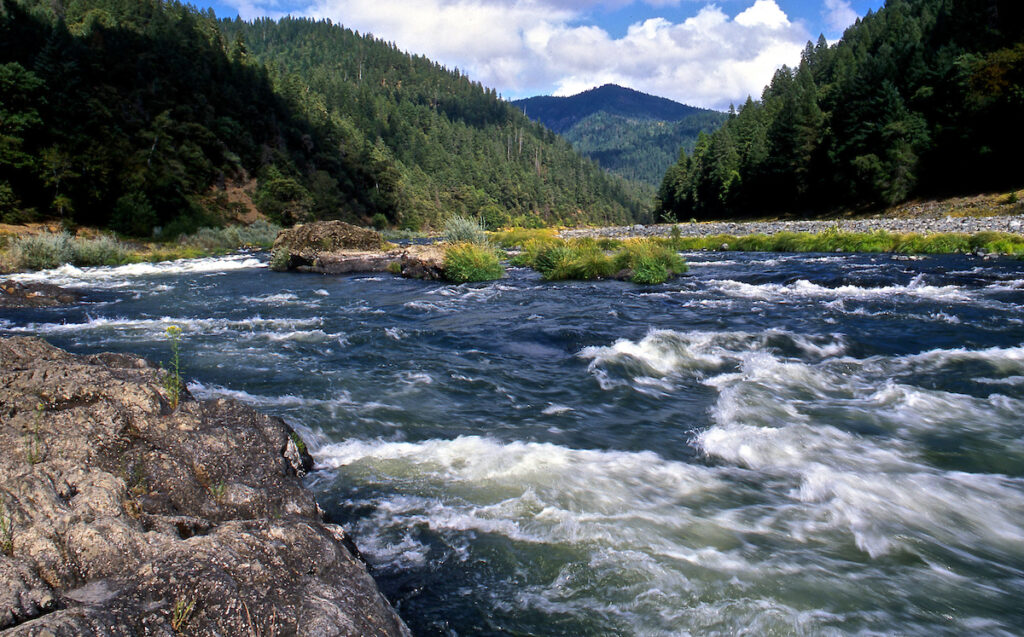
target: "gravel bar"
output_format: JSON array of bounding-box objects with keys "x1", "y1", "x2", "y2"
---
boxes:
[{"x1": 561, "y1": 214, "x2": 1024, "y2": 240}]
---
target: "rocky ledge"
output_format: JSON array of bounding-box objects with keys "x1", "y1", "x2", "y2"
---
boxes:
[
  {"x1": 270, "y1": 221, "x2": 445, "y2": 280},
  {"x1": 0, "y1": 337, "x2": 410, "y2": 636}
]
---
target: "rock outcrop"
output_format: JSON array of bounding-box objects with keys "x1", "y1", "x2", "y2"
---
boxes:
[
  {"x1": 270, "y1": 221, "x2": 447, "y2": 280},
  {"x1": 0, "y1": 337, "x2": 410, "y2": 636},
  {"x1": 270, "y1": 221, "x2": 385, "y2": 271},
  {"x1": 0, "y1": 281, "x2": 81, "y2": 309}
]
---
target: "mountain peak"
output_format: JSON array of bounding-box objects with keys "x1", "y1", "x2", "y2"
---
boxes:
[{"x1": 512, "y1": 85, "x2": 714, "y2": 134}]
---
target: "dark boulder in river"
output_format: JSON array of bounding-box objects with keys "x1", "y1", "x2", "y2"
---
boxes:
[
  {"x1": 0, "y1": 280, "x2": 81, "y2": 309},
  {"x1": 0, "y1": 337, "x2": 410, "y2": 636}
]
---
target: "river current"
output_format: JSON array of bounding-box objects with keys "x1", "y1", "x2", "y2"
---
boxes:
[{"x1": 4, "y1": 251, "x2": 1024, "y2": 636}]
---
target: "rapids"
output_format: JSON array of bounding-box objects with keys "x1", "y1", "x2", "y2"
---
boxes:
[{"x1": 3, "y1": 250, "x2": 1023, "y2": 635}]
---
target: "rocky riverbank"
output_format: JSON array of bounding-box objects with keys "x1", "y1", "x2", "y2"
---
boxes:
[
  {"x1": 561, "y1": 213, "x2": 1024, "y2": 241},
  {"x1": 0, "y1": 337, "x2": 410, "y2": 636}
]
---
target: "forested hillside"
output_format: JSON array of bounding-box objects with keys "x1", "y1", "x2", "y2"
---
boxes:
[
  {"x1": 515, "y1": 85, "x2": 727, "y2": 185},
  {"x1": 0, "y1": 1, "x2": 647, "y2": 236},
  {"x1": 658, "y1": 0, "x2": 1024, "y2": 221},
  {"x1": 514, "y1": 84, "x2": 710, "y2": 133},
  {"x1": 563, "y1": 111, "x2": 728, "y2": 185}
]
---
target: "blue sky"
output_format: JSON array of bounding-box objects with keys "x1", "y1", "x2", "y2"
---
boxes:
[{"x1": 200, "y1": 0, "x2": 885, "y2": 110}]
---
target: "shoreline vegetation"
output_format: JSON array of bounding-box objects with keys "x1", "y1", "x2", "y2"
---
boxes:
[
  {"x1": 2, "y1": 194, "x2": 1022, "y2": 281},
  {"x1": 0, "y1": 221, "x2": 280, "y2": 273},
  {"x1": 546, "y1": 226, "x2": 1024, "y2": 258}
]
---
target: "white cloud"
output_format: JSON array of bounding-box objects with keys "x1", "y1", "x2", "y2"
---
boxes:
[
  {"x1": 541, "y1": 1, "x2": 810, "y2": 109},
  {"x1": 823, "y1": 0, "x2": 859, "y2": 34},
  {"x1": 226, "y1": 0, "x2": 811, "y2": 110},
  {"x1": 735, "y1": 0, "x2": 790, "y2": 29}
]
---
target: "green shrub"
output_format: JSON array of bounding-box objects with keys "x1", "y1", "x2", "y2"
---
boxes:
[
  {"x1": 162, "y1": 325, "x2": 184, "y2": 411},
  {"x1": 111, "y1": 191, "x2": 158, "y2": 238},
  {"x1": 532, "y1": 242, "x2": 574, "y2": 277},
  {"x1": 443, "y1": 215, "x2": 488, "y2": 245},
  {"x1": 269, "y1": 248, "x2": 291, "y2": 271},
  {"x1": 560, "y1": 249, "x2": 615, "y2": 281},
  {"x1": 382, "y1": 228, "x2": 428, "y2": 242},
  {"x1": 631, "y1": 257, "x2": 669, "y2": 284},
  {"x1": 178, "y1": 221, "x2": 281, "y2": 251},
  {"x1": 490, "y1": 227, "x2": 557, "y2": 249},
  {"x1": 443, "y1": 242, "x2": 504, "y2": 282},
  {"x1": 510, "y1": 213, "x2": 547, "y2": 229},
  {"x1": 74, "y1": 235, "x2": 129, "y2": 266},
  {"x1": 478, "y1": 203, "x2": 510, "y2": 230},
  {"x1": 10, "y1": 232, "x2": 75, "y2": 270},
  {"x1": 370, "y1": 213, "x2": 388, "y2": 230},
  {"x1": 0, "y1": 498, "x2": 13, "y2": 555},
  {"x1": 613, "y1": 239, "x2": 687, "y2": 283},
  {"x1": 532, "y1": 239, "x2": 615, "y2": 281},
  {"x1": 515, "y1": 236, "x2": 685, "y2": 283}
]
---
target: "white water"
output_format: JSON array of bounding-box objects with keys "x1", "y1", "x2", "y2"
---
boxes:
[
  {"x1": 9, "y1": 253, "x2": 265, "y2": 289},
  {"x1": 5, "y1": 250, "x2": 1024, "y2": 635}
]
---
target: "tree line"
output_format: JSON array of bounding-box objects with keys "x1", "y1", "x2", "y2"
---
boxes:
[
  {"x1": 658, "y1": 0, "x2": 1024, "y2": 221},
  {"x1": 0, "y1": 0, "x2": 648, "y2": 236}
]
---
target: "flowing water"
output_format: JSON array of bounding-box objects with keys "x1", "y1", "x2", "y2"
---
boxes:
[{"x1": 4, "y1": 251, "x2": 1024, "y2": 636}]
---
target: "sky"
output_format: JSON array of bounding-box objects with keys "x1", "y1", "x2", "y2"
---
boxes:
[{"x1": 201, "y1": 0, "x2": 886, "y2": 111}]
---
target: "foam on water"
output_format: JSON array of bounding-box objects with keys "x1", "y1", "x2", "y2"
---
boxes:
[
  {"x1": 189, "y1": 381, "x2": 355, "y2": 415},
  {"x1": 709, "y1": 277, "x2": 970, "y2": 302},
  {"x1": 579, "y1": 329, "x2": 847, "y2": 390},
  {"x1": 241, "y1": 292, "x2": 301, "y2": 304},
  {"x1": 8, "y1": 254, "x2": 265, "y2": 289},
  {"x1": 575, "y1": 329, "x2": 1024, "y2": 566},
  {"x1": 6, "y1": 314, "x2": 325, "y2": 339},
  {"x1": 315, "y1": 436, "x2": 727, "y2": 559}
]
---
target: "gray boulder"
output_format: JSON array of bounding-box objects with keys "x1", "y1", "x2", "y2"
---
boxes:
[{"x1": 0, "y1": 337, "x2": 410, "y2": 636}]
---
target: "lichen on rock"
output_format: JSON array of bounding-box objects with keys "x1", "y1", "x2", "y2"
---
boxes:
[{"x1": 0, "y1": 337, "x2": 410, "y2": 636}]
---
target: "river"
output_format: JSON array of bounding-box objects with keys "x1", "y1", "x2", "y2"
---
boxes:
[{"x1": 4, "y1": 251, "x2": 1024, "y2": 635}]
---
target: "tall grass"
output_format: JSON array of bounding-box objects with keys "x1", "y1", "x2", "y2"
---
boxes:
[
  {"x1": 9, "y1": 232, "x2": 130, "y2": 270},
  {"x1": 382, "y1": 228, "x2": 429, "y2": 242},
  {"x1": 9, "y1": 232, "x2": 75, "y2": 270},
  {"x1": 613, "y1": 239, "x2": 688, "y2": 284},
  {"x1": 443, "y1": 242, "x2": 505, "y2": 283},
  {"x1": 74, "y1": 234, "x2": 130, "y2": 266},
  {"x1": 443, "y1": 215, "x2": 487, "y2": 245},
  {"x1": 490, "y1": 227, "x2": 558, "y2": 248},
  {"x1": 178, "y1": 220, "x2": 280, "y2": 251},
  {"x1": 515, "y1": 237, "x2": 687, "y2": 284}
]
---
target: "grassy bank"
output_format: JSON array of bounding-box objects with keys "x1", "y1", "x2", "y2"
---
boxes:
[
  {"x1": 0, "y1": 222, "x2": 280, "y2": 273},
  {"x1": 442, "y1": 242, "x2": 505, "y2": 283},
  {"x1": 511, "y1": 236, "x2": 687, "y2": 284},
  {"x1": 664, "y1": 229, "x2": 1024, "y2": 256}
]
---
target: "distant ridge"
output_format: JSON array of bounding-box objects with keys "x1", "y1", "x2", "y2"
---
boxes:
[
  {"x1": 512, "y1": 85, "x2": 728, "y2": 186},
  {"x1": 512, "y1": 84, "x2": 716, "y2": 134}
]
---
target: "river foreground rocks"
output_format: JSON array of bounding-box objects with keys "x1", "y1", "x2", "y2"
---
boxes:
[
  {"x1": 0, "y1": 281, "x2": 80, "y2": 309},
  {"x1": 0, "y1": 337, "x2": 410, "y2": 636},
  {"x1": 270, "y1": 221, "x2": 445, "y2": 279}
]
